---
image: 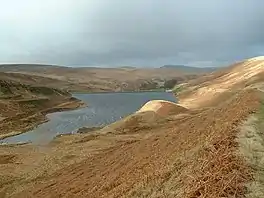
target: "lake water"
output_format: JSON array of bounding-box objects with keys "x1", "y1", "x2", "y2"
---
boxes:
[{"x1": 0, "y1": 92, "x2": 176, "y2": 145}]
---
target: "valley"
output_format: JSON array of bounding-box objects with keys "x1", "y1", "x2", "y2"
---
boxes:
[
  {"x1": 1, "y1": 58, "x2": 264, "y2": 197},
  {"x1": 0, "y1": 64, "x2": 213, "y2": 92}
]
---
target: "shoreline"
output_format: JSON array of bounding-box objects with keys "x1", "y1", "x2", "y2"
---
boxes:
[
  {"x1": 0, "y1": 91, "x2": 173, "y2": 143},
  {"x1": 71, "y1": 89, "x2": 169, "y2": 94},
  {"x1": 0, "y1": 99, "x2": 86, "y2": 141},
  {"x1": 3, "y1": 88, "x2": 260, "y2": 197}
]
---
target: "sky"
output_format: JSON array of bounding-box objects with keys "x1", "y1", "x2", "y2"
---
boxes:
[{"x1": 0, "y1": 0, "x2": 264, "y2": 67}]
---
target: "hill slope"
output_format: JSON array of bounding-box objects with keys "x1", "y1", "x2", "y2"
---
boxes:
[
  {"x1": 176, "y1": 56, "x2": 264, "y2": 108},
  {"x1": 1, "y1": 57, "x2": 264, "y2": 197},
  {"x1": 161, "y1": 65, "x2": 218, "y2": 73},
  {"x1": 0, "y1": 74, "x2": 83, "y2": 139},
  {"x1": 0, "y1": 64, "x2": 211, "y2": 92}
]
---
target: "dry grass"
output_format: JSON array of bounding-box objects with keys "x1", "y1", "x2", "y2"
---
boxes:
[
  {"x1": 237, "y1": 92, "x2": 264, "y2": 198},
  {"x1": 0, "y1": 80, "x2": 83, "y2": 138},
  {"x1": 1, "y1": 89, "x2": 259, "y2": 198},
  {"x1": 0, "y1": 154, "x2": 16, "y2": 164},
  {"x1": 178, "y1": 58, "x2": 264, "y2": 109},
  {"x1": 1, "y1": 58, "x2": 264, "y2": 197},
  {"x1": 0, "y1": 66, "x2": 206, "y2": 92}
]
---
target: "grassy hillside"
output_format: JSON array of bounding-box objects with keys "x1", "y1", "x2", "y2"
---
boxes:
[
  {"x1": 0, "y1": 72, "x2": 93, "y2": 92},
  {"x1": 0, "y1": 77, "x2": 83, "y2": 139},
  {"x1": 174, "y1": 57, "x2": 264, "y2": 108},
  {"x1": 3, "y1": 57, "x2": 264, "y2": 197},
  {"x1": 0, "y1": 64, "x2": 211, "y2": 92}
]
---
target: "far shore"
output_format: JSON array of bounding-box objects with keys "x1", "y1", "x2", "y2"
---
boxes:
[{"x1": 71, "y1": 89, "x2": 172, "y2": 94}]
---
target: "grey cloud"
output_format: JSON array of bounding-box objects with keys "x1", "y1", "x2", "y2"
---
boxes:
[{"x1": 0, "y1": 0, "x2": 264, "y2": 67}]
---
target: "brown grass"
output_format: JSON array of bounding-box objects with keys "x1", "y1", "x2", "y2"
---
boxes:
[
  {"x1": 0, "y1": 80, "x2": 83, "y2": 139},
  {"x1": 1, "y1": 58, "x2": 264, "y2": 197},
  {"x1": 3, "y1": 89, "x2": 259, "y2": 198},
  {"x1": 0, "y1": 66, "x2": 207, "y2": 92},
  {"x1": 0, "y1": 154, "x2": 16, "y2": 164},
  {"x1": 177, "y1": 58, "x2": 264, "y2": 108}
]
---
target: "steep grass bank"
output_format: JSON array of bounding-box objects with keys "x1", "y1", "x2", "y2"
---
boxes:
[
  {"x1": 238, "y1": 93, "x2": 264, "y2": 197},
  {"x1": 0, "y1": 80, "x2": 84, "y2": 139},
  {"x1": 3, "y1": 89, "x2": 259, "y2": 198}
]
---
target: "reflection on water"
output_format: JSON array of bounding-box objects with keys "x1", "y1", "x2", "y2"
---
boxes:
[{"x1": 0, "y1": 92, "x2": 177, "y2": 145}]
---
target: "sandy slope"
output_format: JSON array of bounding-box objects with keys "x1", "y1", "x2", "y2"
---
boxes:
[{"x1": 137, "y1": 100, "x2": 188, "y2": 116}]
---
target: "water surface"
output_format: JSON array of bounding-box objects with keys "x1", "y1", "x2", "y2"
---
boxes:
[{"x1": 0, "y1": 92, "x2": 176, "y2": 145}]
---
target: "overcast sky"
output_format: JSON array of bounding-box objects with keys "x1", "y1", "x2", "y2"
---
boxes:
[{"x1": 0, "y1": 0, "x2": 264, "y2": 67}]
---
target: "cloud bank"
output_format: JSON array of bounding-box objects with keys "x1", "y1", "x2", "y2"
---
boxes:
[{"x1": 0, "y1": 0, "x2": 264, "y2": 67}]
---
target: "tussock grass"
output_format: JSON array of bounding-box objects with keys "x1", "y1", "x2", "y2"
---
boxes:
[{"x1": 238, "y1": 94, "x2": 264, "y2": 197}]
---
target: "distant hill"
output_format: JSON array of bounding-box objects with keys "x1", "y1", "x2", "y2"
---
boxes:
[
  {"x1": 0, "y1": 64, "x2": 215, "y2": 92},
  {"x1": 161, "y1": 65, "x2": 218, "y2": 73},
  {"x1": 0, "y1": 64, "x2": 68, "y2": 72}
]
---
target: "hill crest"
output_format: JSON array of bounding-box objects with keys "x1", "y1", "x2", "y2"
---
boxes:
[{"x1": 177, "y1": 56, "x2": 264, "y2": 108}]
